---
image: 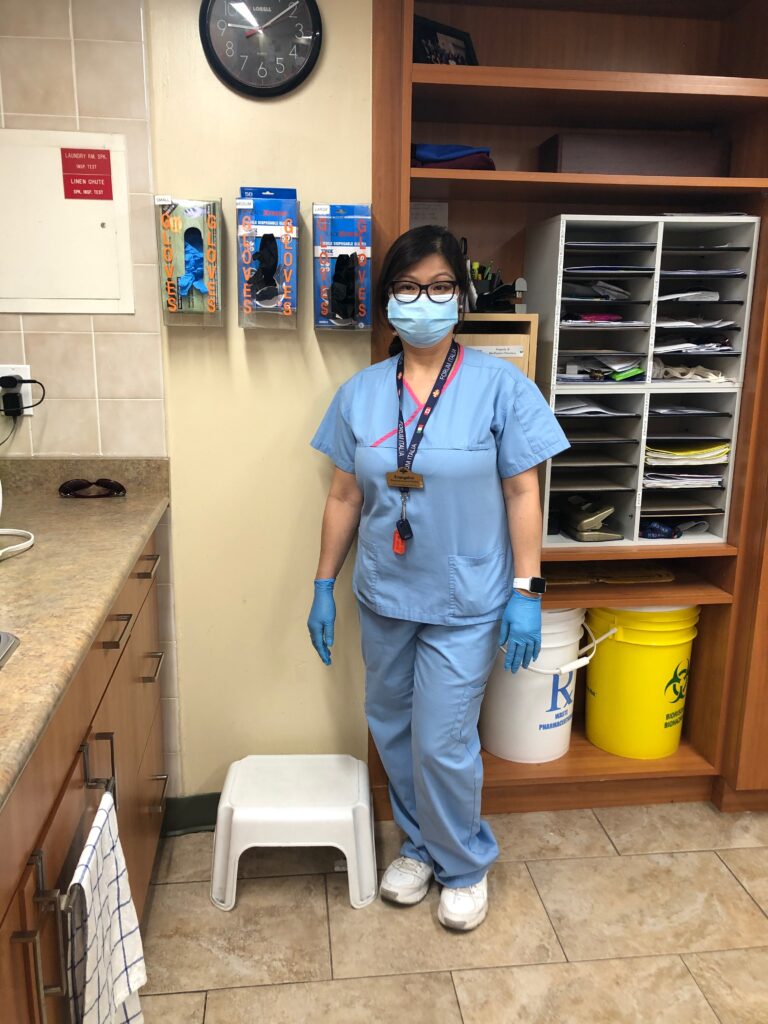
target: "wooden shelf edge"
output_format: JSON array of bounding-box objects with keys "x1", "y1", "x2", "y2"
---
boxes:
[
  {"x1": 543, "y1": 584, "x2": 732, "y2": 607},
  {"x1": 481, "y1": 733, "x2": 717, "y2": 787},
  {"x1": 411, "y1": 63, "x2": 768, "y2": 101},
  {"x1": 543, "y1": 542, "x2": 738, "y2": 561},
  {"x1": 411, "y1": 168, "x2": 768, "y2": 194}
]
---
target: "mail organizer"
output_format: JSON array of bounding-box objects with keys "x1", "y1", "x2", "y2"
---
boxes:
[
  {"x1": 525, "y1": 214, "x2": 759, "y2": 548},
  {"x1": 154, "y1": 196, "x2": 223, "y2": 326},
  {"x1": 456, "y1": 312, "x2": 539, "y2": 381}
]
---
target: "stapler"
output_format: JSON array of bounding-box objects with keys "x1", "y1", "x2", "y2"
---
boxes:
[{"x1": 563, "y1": 495, "x2": 624, "y2": 542}]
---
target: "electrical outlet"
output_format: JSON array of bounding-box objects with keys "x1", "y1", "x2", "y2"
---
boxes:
[{"x1": 0, "y1": 365, "x2": 34, "y2": 416}]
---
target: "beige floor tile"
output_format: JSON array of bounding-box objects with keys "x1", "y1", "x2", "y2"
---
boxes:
[
  {"x1": 454, "y1": 955, "x2": 718, "y2": 1024},
  {"x1": 327, "y1": 861, "x2": 564, "y2": 978},
  {"x1": 140, "y1": 992, "x2": 205, "y2": 1024},
  {"x1": 154, "y1": 820, "x2": 405, "y2": 886},
  {"x1": 141, "y1": 877, "x2": 330, "y2": 993},
  {"x1": 718, "y1": 847, "x2": 768, "y2": 912},
  {"x1": 595, "y1": 802, "x2": 768, "y2": 854},
  {"x1": 371, "y1": 813, "x2": 614, "y2": 868},
  {"x1": 205, "y1": 972, "x2": 463, "y2": 1024},
  {"x1": 529, "y1": 852, "x2": 768, "y2": 961},
  {"x1": 153, "y1": 833, "x2": 342, "y2": 884},
  {"x1": 491, "y1": 809, "x2": 616, "y2": 861},
  {"x1": 684, "y1": 947, "x2": 768, "y2": 1024}
]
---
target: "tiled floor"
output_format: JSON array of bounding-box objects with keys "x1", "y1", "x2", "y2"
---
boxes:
[{"x1": 140, "y1": 804, "x2": 768, "y2": 1023}]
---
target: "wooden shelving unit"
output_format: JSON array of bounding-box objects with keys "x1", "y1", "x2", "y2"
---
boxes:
[
  {"x1": 482, "y1": 729, "x2": 717, "y2": 787},
  {"x1": 412, "y1": 64, "x2": 768, "y2": 127},
  {"x1": 543, "y1": 572, "x2": 734, "y2": 609},
  {"x1": 411, "y1": 168, "x2": 768, "y2": 203},
  {"x1": 371, "y1": 0, "x2": 768, "y2": 816}
]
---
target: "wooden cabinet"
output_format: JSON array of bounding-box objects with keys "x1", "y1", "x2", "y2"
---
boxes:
[
  {"x1": 371, "y1": 0, "x2": 768, "y2": 815},
  {"x1": 0, "y1": 529, "x2": 166, "y2": 1019}
]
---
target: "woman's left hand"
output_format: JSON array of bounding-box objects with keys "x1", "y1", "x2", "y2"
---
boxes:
[{"x1": 498, "y1": 590, "x2": 542, "y2": 673}]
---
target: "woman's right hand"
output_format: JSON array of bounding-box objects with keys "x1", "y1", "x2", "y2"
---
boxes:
[{"x1": 308, "y1": 578, "x2": 336, "y2": 665}]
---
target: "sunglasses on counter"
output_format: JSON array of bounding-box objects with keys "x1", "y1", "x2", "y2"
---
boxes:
[{"x1": 59, "y1": 478, "x2": 127, "y2": 499}]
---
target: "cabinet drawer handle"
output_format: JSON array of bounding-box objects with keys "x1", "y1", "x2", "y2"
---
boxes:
[
  {"x1": 81, "y1": 733, "x2": 118, "y2": 810},
  {"x1": 151, "y1": 773, "x2": 169, "y2": 814},
  {"x1": 141, "y1": 651, "x2": 165, "y2": 684},
  {"x1": 12, "y1": 928, "x2": 49, "y2": 1024},
  {"x1": 32, "y1": 888, "x2": 67, "y2": 1000},
  {"x1": 136, "y1": 553, "x2": 161, "y2": 580},
  {"x1": 101, "y1": 612, "x2": 132, "y2": 651},
  {"x1": 28, "y1": 850, "x2": 67, "y2": 1001}
]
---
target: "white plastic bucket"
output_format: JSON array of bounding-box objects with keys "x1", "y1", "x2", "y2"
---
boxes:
[{"x1": 480, "y1": 608, "x2": 595, "y2": 763}]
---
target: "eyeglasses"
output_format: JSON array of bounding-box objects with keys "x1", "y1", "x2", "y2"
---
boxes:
[{"x1": 390, "y1": 279, "x2": 459, "y2": 304}]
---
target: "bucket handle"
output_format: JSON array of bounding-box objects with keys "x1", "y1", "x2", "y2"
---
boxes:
[{"x1": 501, "y1": 623, "x2": 617, "y2": 677}]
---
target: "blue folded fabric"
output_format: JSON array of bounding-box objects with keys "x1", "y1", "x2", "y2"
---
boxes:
[{"x1": 413, "y1": 143, "x2": 491, "y2": 162}]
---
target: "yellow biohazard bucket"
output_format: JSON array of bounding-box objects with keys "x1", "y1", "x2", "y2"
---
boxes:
[{"x1": 585, "y1": 605, "x2": 700, "y2": 759}]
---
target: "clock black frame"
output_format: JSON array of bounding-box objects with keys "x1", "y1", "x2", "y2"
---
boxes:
[{"x1": 198, "y1": 0, "x2": 323, "y2": 99}]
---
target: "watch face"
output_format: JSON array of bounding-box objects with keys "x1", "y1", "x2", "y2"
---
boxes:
[{"x1": 200, "y1": 0, "x2": 322, "y2": 98}]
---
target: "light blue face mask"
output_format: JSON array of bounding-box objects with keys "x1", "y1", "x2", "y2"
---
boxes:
[{"x1": 387, "y1": 295, "x2": 459, "y2": 348}]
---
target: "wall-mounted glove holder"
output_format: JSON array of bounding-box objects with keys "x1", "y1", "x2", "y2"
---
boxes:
[
  {"x1": 154, "y1": 196, "x2": 223, "y2": 326},
  {"x1": 313, "y1": 203, "x2": 372, "y2": 330},
  {"x1": 237, "y1": 188, "x2": 298, "y2": 330}
]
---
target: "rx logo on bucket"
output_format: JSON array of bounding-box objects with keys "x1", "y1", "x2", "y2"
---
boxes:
[
  {"x1": 547, "y1": 671, "x2": 575, "y2": 713},
  {"x1": 664, "y1": 660, "x2": 689, "y2": 704}
]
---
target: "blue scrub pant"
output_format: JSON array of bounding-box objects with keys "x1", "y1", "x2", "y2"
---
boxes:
[{"x1": 358, "y1": 601, "x2": 500, "y2": 888}]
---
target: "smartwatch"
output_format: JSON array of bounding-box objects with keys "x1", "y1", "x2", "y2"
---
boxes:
[{"x1": 513, "y1": 576, "x2": 547, "y2": 595}]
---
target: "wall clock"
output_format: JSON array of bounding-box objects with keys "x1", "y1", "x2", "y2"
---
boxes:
[{"x1": 199, "y1": 1, "x2": 322, "y2": 98}]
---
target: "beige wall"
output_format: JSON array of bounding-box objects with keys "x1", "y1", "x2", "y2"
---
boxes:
[
  {"x1": 0, "y1": 0, "x2": 166, "y2": 457},
  {"x1": 146, "y1": 0, "x2": 372, "y2": 794}
]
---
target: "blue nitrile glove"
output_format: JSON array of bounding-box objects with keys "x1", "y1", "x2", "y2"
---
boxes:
[
  {"x1": 308, "y1": 578, "x2": 336, "y2": 666},
  {"x1": 498, "y1": 590, "x2": 542, "y2": 673}
]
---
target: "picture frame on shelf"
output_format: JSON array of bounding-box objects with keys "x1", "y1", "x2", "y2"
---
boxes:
[{"x1": 412, "y1": 15, "x2": 478, "y2": 66}]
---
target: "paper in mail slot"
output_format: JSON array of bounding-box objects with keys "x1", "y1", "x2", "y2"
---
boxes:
[{"x1": 470, "y1": 344, "x2": 525, "y2": 359}]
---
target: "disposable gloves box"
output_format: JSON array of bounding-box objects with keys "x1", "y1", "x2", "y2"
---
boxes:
[
  {"x1": 154, "y1": 196, "x2": 223, "y2": 326},
  {"x1": 237, "y1": 187, "x2": 298, "y2": 329},
  {"x1": 313, "y1": 204, "x2": 372, "y2": 329}
]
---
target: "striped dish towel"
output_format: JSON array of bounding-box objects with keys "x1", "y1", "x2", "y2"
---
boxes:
[{"x1": 67, "y1": 791, "x2": 147, "y2": 1024}]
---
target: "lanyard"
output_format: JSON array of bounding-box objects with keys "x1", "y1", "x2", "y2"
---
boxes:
[
  {"x1": 390, "y1": 340, "x2": 459, "y2": 555},
  {"x1": 395, "y1": 339, "x2": 459, "y2": 484}
]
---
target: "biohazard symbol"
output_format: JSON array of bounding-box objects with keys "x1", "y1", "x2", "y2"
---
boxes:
[{"x1": 664, "y1": 660, "x2": 689, "y2": 704}]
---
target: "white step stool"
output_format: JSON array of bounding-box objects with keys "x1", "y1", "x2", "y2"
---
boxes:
[{"x1": 210, "y1": 754, "x2": 377, "y2": 910}]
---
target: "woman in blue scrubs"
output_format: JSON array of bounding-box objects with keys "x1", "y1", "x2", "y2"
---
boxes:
[{"x1": 308, "y1": 226, "x2": 568, "y2": 931}]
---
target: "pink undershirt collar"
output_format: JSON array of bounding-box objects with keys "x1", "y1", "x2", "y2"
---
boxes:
[{"x1": 371, "y1": 344, "x2": 464, "y2": 448}]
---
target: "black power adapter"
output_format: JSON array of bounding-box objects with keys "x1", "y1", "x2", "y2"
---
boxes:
[{"x1": 0, "y1": 375, "x2": 24, "y2": 418}]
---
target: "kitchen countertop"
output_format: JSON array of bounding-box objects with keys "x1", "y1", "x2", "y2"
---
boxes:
[{"x1": 0, "y1": 459, "x2": 170, "y2": 813}]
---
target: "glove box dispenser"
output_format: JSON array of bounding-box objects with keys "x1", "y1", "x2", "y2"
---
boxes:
[
  {"x1": 237, "y1": 188, "x2": 298, "y2": 330},
  {"x1": 154, "y1": 196, "x2": 223, "y2": 326},
  {"x1": 313, "y1": 204, "x2": 372, "y2": 330}
]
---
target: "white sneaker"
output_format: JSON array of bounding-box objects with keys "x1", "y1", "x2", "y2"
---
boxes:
[
  {"x1": 437, "y1": 874, "x2": 488, "y2": 931},
  {"x1": 379, "y1": 856, "x2": 434, "y2": 905}
]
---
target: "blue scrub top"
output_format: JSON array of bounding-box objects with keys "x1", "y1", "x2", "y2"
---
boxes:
[{"x1": 311, "y1": 346, "x2": 569, "y2": 625}]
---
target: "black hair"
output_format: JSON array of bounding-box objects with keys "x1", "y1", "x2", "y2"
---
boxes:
[{"x1": 376, "y1": 226, "x2": 469, "y2": 356}]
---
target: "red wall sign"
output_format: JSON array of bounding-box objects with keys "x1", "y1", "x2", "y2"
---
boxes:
[{"x1": 60, "y1": 148, "x2": 113, "y2": 200}]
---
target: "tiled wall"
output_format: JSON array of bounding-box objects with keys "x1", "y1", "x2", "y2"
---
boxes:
[
  {"x1": 0, "y1": 2, "x2": 182, "y2": 794},
  {"x1": 0, "y1": 0, "x2": 165, "y2": 457}
]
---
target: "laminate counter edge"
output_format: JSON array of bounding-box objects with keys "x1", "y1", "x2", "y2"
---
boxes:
[{"x1": 0, "y1": 475, "x2": 170, "y2": 813}]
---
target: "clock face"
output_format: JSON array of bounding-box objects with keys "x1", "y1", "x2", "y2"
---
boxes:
[{"x1": 199, "y1": 0, "x2": 322, "y2": 98}]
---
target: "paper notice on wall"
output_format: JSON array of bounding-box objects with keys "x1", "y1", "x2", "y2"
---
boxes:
[{"x1": 409, "y1": 201, "x2": 449, "y2": 229}]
